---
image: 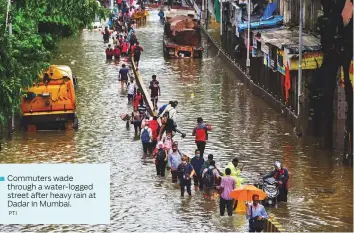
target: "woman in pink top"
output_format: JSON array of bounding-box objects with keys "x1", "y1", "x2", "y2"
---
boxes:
[{"x1": 162, "y1": 132, "x2": 173, "y2": 152}]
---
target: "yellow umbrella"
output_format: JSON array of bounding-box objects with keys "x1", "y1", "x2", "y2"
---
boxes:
[{"x1": 229, "y1": 184, "x2": 267, "y2": 201}]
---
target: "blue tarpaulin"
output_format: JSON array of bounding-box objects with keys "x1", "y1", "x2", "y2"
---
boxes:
[{"x1": 237, "y1": 15, "x2": 283, "y2": 33}]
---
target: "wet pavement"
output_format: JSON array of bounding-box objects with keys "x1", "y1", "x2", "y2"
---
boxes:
[{"x1": 0, "y1": 10, "x2": 352, "y2": 232}]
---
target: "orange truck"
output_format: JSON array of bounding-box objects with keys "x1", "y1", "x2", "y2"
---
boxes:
[
  {"x1": 163, "y1": 8, "x2": 203, "y2": 58},
  {"x1": 21, "y1": 65, "x2": 79, "y2": 131}
]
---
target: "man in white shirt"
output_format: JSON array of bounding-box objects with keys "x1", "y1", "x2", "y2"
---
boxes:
[
  {"x1": 246, "y1": 194, "x2": 267, "y2": 232},
  {"x1": 168, "y1": 106, "x2": 177, "y2": 123},
  {"x1": 127, "y1": 80, "x2": 136, "y2": 103},
  {"x1": 160, "y1": 101, "x2": 178, "y2": 116}
]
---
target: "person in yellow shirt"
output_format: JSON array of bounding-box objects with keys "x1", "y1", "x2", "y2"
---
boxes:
[
  {"x1": 224, "y1": 157, "x2": 245, "y2": 211},
  {"x1": 224, "y1": 158, "x2": 245, "y2": 187}
]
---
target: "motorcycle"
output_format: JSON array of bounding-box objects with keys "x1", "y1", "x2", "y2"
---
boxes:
[{"x1": 255, "y1": 177, "x2": 279, "y2": 206}]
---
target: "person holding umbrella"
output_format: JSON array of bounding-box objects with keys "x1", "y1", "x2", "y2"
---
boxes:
[{"x1": 229, "y1": 184, "x2": 267, "y2": 214}]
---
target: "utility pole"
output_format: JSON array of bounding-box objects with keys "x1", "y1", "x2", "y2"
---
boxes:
[
  {"x1": 246, "y1": 0, "x2": 251, "y2": 74},
  {"x1": 10, "y1": 22, "x2": 14, "y2": 133},
  {"x1": 220, "y1": 0, "x2": 222, "y2": 36},
  {"x1": 202, "y1": 0, "x2": 204, "y2": 26},
  {"x1": 7, "y1": 0, "x2": 14, "y2": 134},
  {"x1": 298, "y1": 0, "x2": 303, "y2": 116},
  {"x1": 206, "y1": 0, "x2": 209, "y2": 30}
]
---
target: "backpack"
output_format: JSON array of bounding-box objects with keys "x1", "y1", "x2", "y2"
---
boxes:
[
  {"x1": 203, "y1": 167, "x2": 215, "y2": 187},
  {"x1": 134, "y1": 46, "x2": 141, "y2": 57},
  {"x1": 157, "y1": 149, "x2": 166, "y2": 161},
  {"x1": 141, "y1": 128, "x2": 150, "y2": 143}
]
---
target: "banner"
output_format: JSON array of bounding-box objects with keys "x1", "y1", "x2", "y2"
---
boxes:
[
  {"x1": 277, "y1": 49, "x2": 285, "y2": 75},
  {"x1": 289, "y1": 52, "x2": 323, "y2": 70}
]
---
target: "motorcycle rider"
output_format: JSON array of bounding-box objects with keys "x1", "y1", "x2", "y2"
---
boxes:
[{"x1": 263, "y1": 161, "x2": 289, "y2": 202}]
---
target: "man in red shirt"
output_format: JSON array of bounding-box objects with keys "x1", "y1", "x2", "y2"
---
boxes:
[
  {"x1": 105, "y1": 44, "x2": 113, "y2": 59},
  {"x1": 149, "y1": 75, "x2": 160, "y2": 110},
  {"x1": 149, "y1": 116, "x2": 160, "y2": 150},
  {"x1": 113, "y1": 45, "x2": 121, "y2": 60},
  {"x1": 192, "y1": 117, "x2": 210, "y2": 158},
  {"x1": 133, "y1": 90, "x2": 143, "y2": 109}
]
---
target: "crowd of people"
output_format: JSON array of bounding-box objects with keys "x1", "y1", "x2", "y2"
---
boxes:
[
  {"x1": 107, "y1": 4, "x2": 290, "y2": 232},
  {"x1": 103, "y1": 2, "x2": 145, "y2": 69}
]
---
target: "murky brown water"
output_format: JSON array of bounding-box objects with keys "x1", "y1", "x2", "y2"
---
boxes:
[{"x1": 0, "y1": 10, "x2": 352, "y2": 232}]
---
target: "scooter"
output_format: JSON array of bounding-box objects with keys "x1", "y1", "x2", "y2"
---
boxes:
[{"x1": 255, "y1": 177, "x2": 279, "y2": 206}]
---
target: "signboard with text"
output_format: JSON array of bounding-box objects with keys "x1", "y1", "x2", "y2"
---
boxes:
[
  {"x1": 277, "y1": 49, "x2": 286, "y2": 75},
  {"x1": 289, "y1": 51, "x2": 323, "y2": 70}
]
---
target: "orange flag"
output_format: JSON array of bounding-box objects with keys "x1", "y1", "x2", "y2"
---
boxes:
[
  {"x1": 342, "y1": 0, "x2": 353, "y2": 27},
  {"x1": 285, "y1": 62, "x2": 291, "y2": 102}
]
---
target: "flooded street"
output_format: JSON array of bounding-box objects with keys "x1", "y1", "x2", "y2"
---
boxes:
[{"x1": 0, "y1": 10, "x2": 352, "y2": 232}]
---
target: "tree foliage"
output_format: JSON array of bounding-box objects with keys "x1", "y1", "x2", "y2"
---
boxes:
[{"x1": 0, "y1": 0, "x2": 107, "y2": 125}]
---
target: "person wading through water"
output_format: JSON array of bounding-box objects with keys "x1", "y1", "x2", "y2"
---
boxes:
[
  {"x1": 246, "y1": 194, "x2": 267, "y2": 232},
  {"x1": 201, "y1": 159, "x2": 222, "y2": 200},
  {"x1": 133, "y1": 90, "x2": 144, "y2": 109},
  {"x1": 192, "y1": 117, "x2": 211, "y2": 158},
  {"x1": 102, "y1": 26, "x2": 110, "y2": 43},
  {"x1": 224, "y1": 157, "x2": 245, "y2": 209},
  {"x1": 121, "y1": 38, "x2": 130, "y2": 56},
  {"x1": 131, "y1": 106, "x2": 141, "y2": 135},
  {"x1": 153, "y1": 141, "x2": 168, "y2": 176},
  {"x1": 160, "y1": 100, "x2": 177, "y2": 117},
  {"x1": 106, "y1": 44, "x2": 114, "y2": 59},
  {"x1": 168, "y1": 142, "x2": 182, "y2": 183},
  {"x1": 113, "y1": 45, "x2": 121, "y2": 60},
  {"x1": 119, "y1": 64, "x2": 130, "y2": 89},
  {"x1": 149, "y1": 75, "x2": 161, "y2": 110},
  {"x1": 217, "y1": 168, "x2": 236, "y2": 216},
  {"x1": 127, "y1": 80, "x2": 136, "y2": 103},
  {"x1": 149, "y1": 116, "x2": 160, "y2": 150},
  {"x1": 191, "y1": 149, "x2": 204, "y2": 191},
  {"x1": 158, "y1": 112, "x2": 186, "y2": 140},
  {"x1": 138, "y1": 99, "x2": 148, "y2": 120},
  {"x1": 133, "y1": 42, "x2": 144, "y2": 68},
  {"x1": 158, "y1": 101, "x2": 173, "y2": 117},
  {"x1": 177, "y1": 155, "x2": 195, "y2": 197},
  {"x1": 140, "y1": 121, "x2": 152, "y2": 155}
]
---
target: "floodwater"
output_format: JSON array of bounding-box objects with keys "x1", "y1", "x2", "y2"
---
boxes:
[{"x1": 0, "y1": 10, "x2": 352, "y2": 232}]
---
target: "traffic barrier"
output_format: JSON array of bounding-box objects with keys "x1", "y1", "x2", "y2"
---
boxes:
[{"x1": 264, "y1": 214, "x2": 285, "y2": 232}]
